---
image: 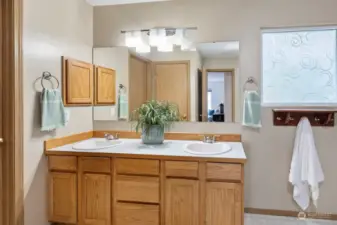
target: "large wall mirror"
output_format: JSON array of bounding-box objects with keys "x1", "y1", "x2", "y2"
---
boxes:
[{"x1": 93, "y1": 35, "x2": 240, "y2": 123}]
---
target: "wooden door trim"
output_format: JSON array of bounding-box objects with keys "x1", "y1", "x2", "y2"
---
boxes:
[
  {"x1": 1, "y1": 0, "x2": 24, "y2": 225},
  {"x1": 128, "y1": 54, "x2": 151, "y2": 113},
  {"x1": 203, "y1": 69, "x2": 236, "y2": 122},
  {"x1": 129, "y1": 54, "x2": 153, "y2": 101},
  {"x1": 153, "y1": 60, "x2": 191, "y2": 120},
  {"x1": 129, "y1": 53, "x2": 152, "y2": 63}
]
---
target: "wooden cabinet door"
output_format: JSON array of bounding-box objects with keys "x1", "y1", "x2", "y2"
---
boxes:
[
  {"x1": 165, "y1": 179, "x2": 199, "y2": 225},
  {"x1": 63, "y1": 57, "x2": 94, "y2": 105},
  {"x1": 154, "y1": 62, "x2": 189, "y2": 120},
  {"x1": 95, "y1": 66, "x2": 116, "y2": 105},
  {"x1": 80, "y1": 173, "x2": 111, "y2": 225},
  {"x1": 48, "y1": 172, "x2": 77, "y2": 224},
  {"x1": 206, "y1": 182, "x2": 242, "y2": 225}
]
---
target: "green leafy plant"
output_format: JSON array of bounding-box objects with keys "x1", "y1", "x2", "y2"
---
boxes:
[{"x1": 131, "y1": 100, "x2": 180, "y2": 133}]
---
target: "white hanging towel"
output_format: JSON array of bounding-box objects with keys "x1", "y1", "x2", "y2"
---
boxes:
[{"x1": 289, "y1": 117, "x2": 324, "y2": 211}]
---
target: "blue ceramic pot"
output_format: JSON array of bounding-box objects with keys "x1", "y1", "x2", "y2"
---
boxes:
[{"x1": 142, "y1": 125, "x2": 164, "y2": 145}]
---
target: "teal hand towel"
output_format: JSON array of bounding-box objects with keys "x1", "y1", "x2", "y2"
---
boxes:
[
  {"x1": 242, "y1": 90, "x2": 261, "y2": 128},
  {"x1": 41, "y1": 89, "x2": 67, "y2": 131},
  {"x1": 118, "y1": 93, "x2": 128, "y2": 120}
]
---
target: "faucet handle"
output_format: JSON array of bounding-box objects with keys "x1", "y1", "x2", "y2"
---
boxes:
[
  {"x1": 199, "y1": 134, "x2": 206, "y2": 141},
  {"x1": 199, "y1": 134, "x2": 208, "y2": 141},
  {"x1": 200, "y1": 134, "x2": 219, "y2": 143},
  {"x1": 211, "y1": 135, "x2": 220, "y2": 141}
]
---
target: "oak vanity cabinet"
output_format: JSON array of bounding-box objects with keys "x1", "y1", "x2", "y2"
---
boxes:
[
  {"x1": 79, "y1": 157, "x2": 112, "y2": 225},
  {"x1": 47, "y1": 156, "x2": 244, "y2": 225},
  {"x1": 94, "y1": 66, "x2": 116, "y2": 105},
  {"x1": 62, "y1": 57, "x2": 94, "y2": 106},
  {"x1": 164, "y1": 161, "x2": 199, "y2": 225},
  {"x1": 48, "y1": 156, "x2": 77, "y2": 224},
  {"x1": 206, "y1": 163, "x2": 243, "y2": 225},
  {"x1": 114, "y1": 159, "x2": 160, "y2": 225}
]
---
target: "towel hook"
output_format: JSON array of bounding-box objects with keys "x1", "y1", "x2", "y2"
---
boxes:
[
  {"x1": 324, "y1": 113, "x2": 333, "y2": 125},
  {"x1": 285, "y1": 112, "x2": 294, "y2": 124},
  {"x1": 41, "y1": 71, "x2": 59, "y2": 89}
]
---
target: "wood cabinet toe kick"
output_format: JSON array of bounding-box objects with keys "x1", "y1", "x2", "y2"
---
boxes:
[{"x1": 47, "y1": 155, "x2": 245, "y2": 225}]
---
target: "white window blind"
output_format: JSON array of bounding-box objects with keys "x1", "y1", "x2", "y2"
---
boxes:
[{"x1": 262, "y1": 28, "x2": 337, "y2": 106}]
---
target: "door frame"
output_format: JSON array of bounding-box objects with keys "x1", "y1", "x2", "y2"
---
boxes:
[
  {"x1": 202, "y1": 69, "x2": 235, "y2": 122},
  {"x1": 153, "y1": 60, "x2": 190, "y2": 121},
  {"x1": 1, "y1": 0, "x2": 24, "y2": 225}
]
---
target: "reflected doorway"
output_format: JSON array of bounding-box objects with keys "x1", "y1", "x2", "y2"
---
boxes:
[{"x1": 204, "y1": 69, "x2": 234, "y2": 122}]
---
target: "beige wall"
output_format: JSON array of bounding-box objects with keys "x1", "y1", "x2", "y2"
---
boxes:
[
  {"x1": 93, "y1": 47, "x2": 130, "y2": 120},
  {"x1": 23, "y1": 0, "x2": 93, "y2": 224},
  {"x1": 93, "y1": 0, "x2": 337, "y2": 213}
]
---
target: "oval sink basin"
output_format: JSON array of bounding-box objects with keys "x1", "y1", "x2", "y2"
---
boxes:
[
  {"x1": 72, "y1": 139, "x2": 123, "y2": 150},
  {"x1": 184, "y1": 142, "x2": 232, "y2": 155}
]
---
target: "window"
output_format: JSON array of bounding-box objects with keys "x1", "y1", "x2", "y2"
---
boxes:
[{"x1": 262, "y1": 28, "x2": 337, "y2": 106}]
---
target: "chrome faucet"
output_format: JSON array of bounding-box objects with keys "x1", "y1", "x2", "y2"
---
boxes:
[
  {"x1": 104, "y1": 133, "x2": 119, "y2": 140},
  {"x1": 201, "y1": 134, "x2": 218, "y2": 144}
]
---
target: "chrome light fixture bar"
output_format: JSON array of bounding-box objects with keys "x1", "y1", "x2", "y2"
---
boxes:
[{"x1": 120, "y1": 27, "x2": 198, "y2": 34}]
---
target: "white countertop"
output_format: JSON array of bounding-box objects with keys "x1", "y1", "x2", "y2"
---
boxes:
[{"x1": 48, "y1": 138, "x2": 246, "y2": 161}]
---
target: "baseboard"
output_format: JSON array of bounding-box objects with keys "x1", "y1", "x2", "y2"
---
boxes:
[{"x1": 245, "y1": 207, "x2": 337, "y2": 221}]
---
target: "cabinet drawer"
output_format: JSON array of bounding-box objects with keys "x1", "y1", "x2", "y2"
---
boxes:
[
  {"x1": 115, "y1": 202, "x2": 159, "y2": 225},
  {"x1": 165, "y1": 161, "x2": 198, "y2": 178},
  {"x1": 206, "y1": 163, "x2": 242, "y2": 181},
  {"x1": 115, "y1": 159, "x2": 159, "y2": 176},
  {"x1": 49, "y1": 156, "x2": 77, "y2": 172},
  {"x1": 80, "y1": 157, "x2": 111, "y2": 173},
  {"x1": 116, "y1": 175, "x2": 159, "y2": 203}
]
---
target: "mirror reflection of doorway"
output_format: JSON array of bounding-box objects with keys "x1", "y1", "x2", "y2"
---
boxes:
[{"x1": 205, "y1": 70, "x2": 234, "y2": 122}]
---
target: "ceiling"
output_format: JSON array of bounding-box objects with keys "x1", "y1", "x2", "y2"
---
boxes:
[
  {"x1": 197, "y1": 41, "x2": 240, "y2": 59},
  {"x1": 86, "y1": 0, "x2": 169, "y2": 6}
]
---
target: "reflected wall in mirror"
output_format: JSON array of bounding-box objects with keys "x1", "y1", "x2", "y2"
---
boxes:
[{"x1": 93, "y1": 41, "x2": 240, "y2": 123}]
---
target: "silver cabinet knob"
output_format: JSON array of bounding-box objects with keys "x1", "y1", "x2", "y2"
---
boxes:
[{"x1": 0, "y1": 138, "x2": 4, "y2": 143}]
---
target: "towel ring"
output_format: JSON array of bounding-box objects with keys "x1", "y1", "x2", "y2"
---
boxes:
[
  {"x1": 243, "y1": 76, "x2": 258, "y2": 91},
  {"x1": 41, "y1": 71, "x2": 59, "y2": 89}
]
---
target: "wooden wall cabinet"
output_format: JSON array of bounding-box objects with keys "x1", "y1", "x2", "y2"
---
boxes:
[
  {"x1": 62, "y1": 57, "x2": 117, "y2": 106},
  {"x1": 47, "y1": 156, "x2": 244, "y2": 225},
  {"x1": 95, "y1": 66, "x2": 116, "y2": 105},
  {"x1": 62, "y1": 57, "x2": 94, "y2": 106}
]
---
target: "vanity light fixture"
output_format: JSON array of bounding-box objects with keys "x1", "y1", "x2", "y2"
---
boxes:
[
  {"x1": 125, "y1": 31, "x2": 143, "y2": 48},
  {"x1": 122, "y1": 27, "x2": 197, "y2": 53},
  {"x1": 171, "y1": 28, "x2": 184, "y2": 46},
  {"x1": 136, "y1": 44, "x2": 151, "y2": 53},
  {"x1": 149, "y1": 28, "x2": 166, "y2": 47}
]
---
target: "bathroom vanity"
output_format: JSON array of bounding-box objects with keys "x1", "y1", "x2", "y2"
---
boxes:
[{"x1": 45, "y1": 136, "x2": 246, "y2": 225}]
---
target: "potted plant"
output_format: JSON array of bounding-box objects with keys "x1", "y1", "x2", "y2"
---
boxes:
[{"x1": 132, "y1": 100, "x2": 180, "y2": 144}]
